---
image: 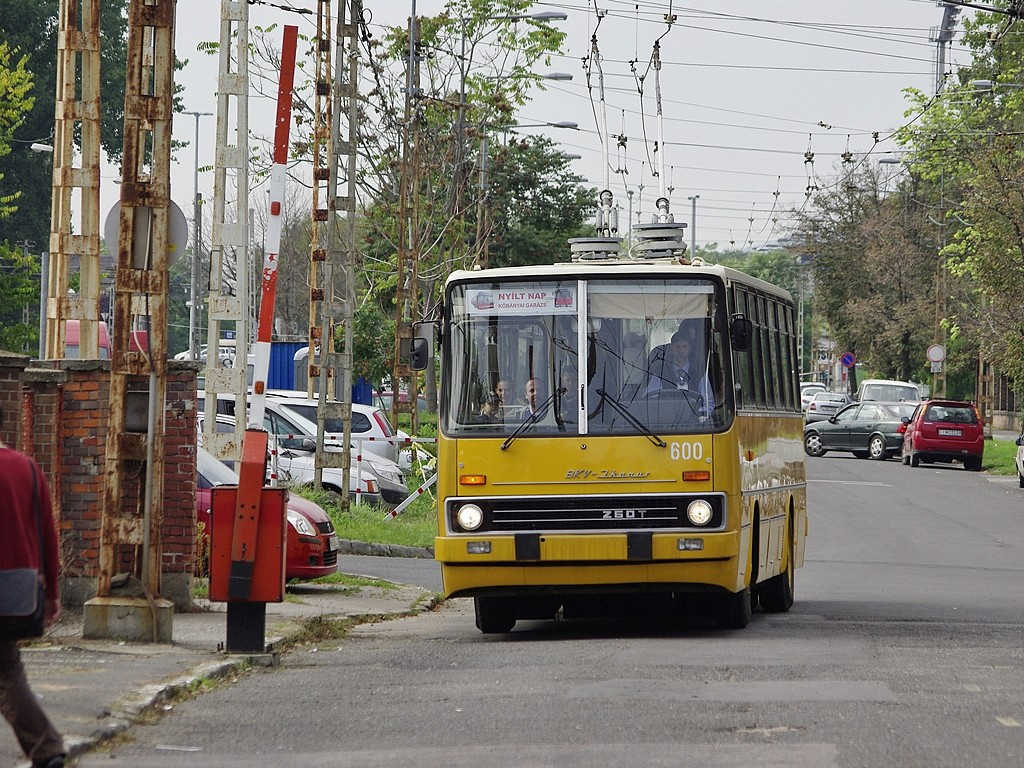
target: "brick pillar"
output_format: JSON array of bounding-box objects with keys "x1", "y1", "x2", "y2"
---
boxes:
[
  {"x1": 20, "y1": 359, "x2": 199, "y2": 609},
  {"x1": 0, "y1": 351, "x2": 29, "y2": 448}
]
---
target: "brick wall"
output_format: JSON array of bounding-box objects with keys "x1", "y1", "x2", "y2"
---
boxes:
[{"x1": 9, "y1": 356, "x2": 199, "y2": 608}]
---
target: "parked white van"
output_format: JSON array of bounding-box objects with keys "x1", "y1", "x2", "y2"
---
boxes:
[{"x1": 856, "y1": 379, "x2": 921, "y2": 402}]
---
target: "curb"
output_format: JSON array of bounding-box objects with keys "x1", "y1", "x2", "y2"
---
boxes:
[{"x1": 335, "y1": 539, "x2": 434, "y2": 559}]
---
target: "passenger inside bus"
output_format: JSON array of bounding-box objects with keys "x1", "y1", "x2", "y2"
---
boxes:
[{"x1": 644, "y1": 330, "x2": 716, "y2": 412}]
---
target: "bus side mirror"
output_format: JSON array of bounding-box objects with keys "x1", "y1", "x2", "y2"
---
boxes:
[
  {"x1": 730, "y1": 314, "x2": 753, "y2": 351},
  {"x1": 408, "y1": 337, "x2": 429, "y2": 371}
]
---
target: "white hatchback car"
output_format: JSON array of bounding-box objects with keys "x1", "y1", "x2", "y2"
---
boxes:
[
  {"x1": 265, "y1": 391, "x2": 409, "y2": 468},
  {"x1": 800, "y1": 382, "x2": 826, "y2": 412}
]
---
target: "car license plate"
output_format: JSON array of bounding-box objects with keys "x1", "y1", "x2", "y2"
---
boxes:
[
  {"x1": 328, "y1": 535, "x2": 340, "y2": 551},
  {"x1": 938, "y1": 428, "x2": 962, "y2": 437}
]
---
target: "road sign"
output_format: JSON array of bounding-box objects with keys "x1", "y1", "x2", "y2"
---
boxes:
[
  {"x1": 840, "y1": 352, "x2": 856, "y2": 368},
  {"x1": 927, "y1": 344, "x2": 946, "y2": 363}
]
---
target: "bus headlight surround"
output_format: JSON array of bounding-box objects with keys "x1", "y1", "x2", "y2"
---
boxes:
[
  {"x1": 456, "y1": 503, "x2": 484, "y2": 531},
  {"x1": 686, "y1": 499, "x2": 714, "y2": 526}
]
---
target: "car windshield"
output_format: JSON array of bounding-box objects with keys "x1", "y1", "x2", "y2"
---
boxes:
[
  {"x1": 277, "y1": 402, "x2": 373, "y2": 434},
  {"x1": 443, "y1": 276, "x2": 731, "y2": 437},
  {"x1": 197, "y1": 447, "x2": 238, "y2": 486}
]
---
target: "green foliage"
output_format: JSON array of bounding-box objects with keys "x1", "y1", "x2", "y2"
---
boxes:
[
  {"x1": 0, "y1": 241, "x2": 40, "y2": 353},
  {"x1": 0, "y1": 40, "x2": 35, "y2": 220},
  {"x1": 486, "y1": 136, "x2": 597, "y2": 267},
  {"x1": 0, "y1": 0, "x2": 130, "y2": 246},
  {"x1": 889, "y1": 9, "x2": 1024, "y2": 397},
  {"x1": 793, "y1": 164, "x2": 939, "y2": 383}
]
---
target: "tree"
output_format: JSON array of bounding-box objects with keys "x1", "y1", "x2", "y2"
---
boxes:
[
  {"x1": 0, "y1": 41, "x2": 35, "y2": 220},
  {"x1": 0, "y1": 0, "x2": 130, "y2": 248},
  {"x1": 0, "y1": 242, "x2": 40, "y2": 353},
  {"x1": 482, "y1": 135, "x2": 596, "y2": 267},
  {"x1": 792, "y1": 163, "x2": 937, "y2": 385},
  {"x1": 893, "y1": 8, "x2": 1024, "y2": 394}
]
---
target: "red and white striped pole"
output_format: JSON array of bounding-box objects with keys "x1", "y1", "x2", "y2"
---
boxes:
[{"x1": 249, "y1": 24, "x2": 298, "y2": 428}]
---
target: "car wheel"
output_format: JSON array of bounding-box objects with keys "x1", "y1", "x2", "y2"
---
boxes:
[
  {"x1": 1018, "y1": 472, "x2": 1024, "y2": 488},
  {"x1": 474, "y1": 597, "x2": 516, "y2": 634},
  {"x1": 902, "y1": 449, "x2": 910, "y2": 466},
  {"x1": 910, "y1": 451, "x2": 920, "y2": 467},
  {"x1": 868, "y1": 435, "x2": 887, "y2": 461},
  {"x1": 964, "y1": 457, "x2": 983, "y2": 472},
  {"x1": 803, "y1": 432, "x2": 826, "y2": 457}
]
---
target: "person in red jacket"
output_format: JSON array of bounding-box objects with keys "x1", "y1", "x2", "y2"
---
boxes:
[{"x1": 0, "y1": 410, "x2": 66, "y2": 768}]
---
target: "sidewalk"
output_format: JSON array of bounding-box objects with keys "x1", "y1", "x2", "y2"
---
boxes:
[{"x1": 2, "y1": 576, "x2": 437, "y2": 768}]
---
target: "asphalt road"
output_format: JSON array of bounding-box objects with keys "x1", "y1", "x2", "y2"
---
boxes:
[{"x1": 76, "y1": 455, "x2": 1024, "y2": 768}]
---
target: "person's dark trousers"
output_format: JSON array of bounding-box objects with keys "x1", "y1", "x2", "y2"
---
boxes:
[{"x1": 0, "y1": 640, "x2": 65, "y2": 767}]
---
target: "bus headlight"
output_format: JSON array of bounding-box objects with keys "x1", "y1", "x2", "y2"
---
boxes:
[
  {"x1": 456, "y1": 504, "x2": 484, "y2": 531},
  {"x1": 686, "y1": 499, "x2": 713, "y2": 526}
]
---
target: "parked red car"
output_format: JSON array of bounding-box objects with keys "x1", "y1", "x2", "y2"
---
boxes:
[
  {"x1": 901, "y1": 399, "x2": 984, "y2": 471},
  {"x1": 196, "y1": 447, "x2": 339, "y2": 580}
]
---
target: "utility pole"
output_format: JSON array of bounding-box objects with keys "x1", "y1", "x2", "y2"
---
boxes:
[
  {"x1": 688, "y1": 195, "x2": 700, "y2": 256},
  {"x1": 203, "y1": 0, "x2": 251, "y2": 466},
  {"x1": 48, "y1": 0, "x2": 102, "y2": 360},
  {"x1": 392, "y1": 10, "x2": 422, "y2": 434},
  {"x1": 186, "y1": 110, "x2": 212, "y2": 361}
]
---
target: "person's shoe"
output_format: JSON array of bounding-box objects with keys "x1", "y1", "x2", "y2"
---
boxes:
[{"x1": 36, "y1": 755, "x2": 65, "y2": 768}]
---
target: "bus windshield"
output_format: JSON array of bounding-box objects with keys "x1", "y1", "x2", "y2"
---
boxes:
[{"x1": 444, "y1": 276, "x2": 730, "y2": 437}]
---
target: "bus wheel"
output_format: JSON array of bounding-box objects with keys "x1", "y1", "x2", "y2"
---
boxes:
[
  {"x1": 759, "y1": 522, "x2": 795, "y2": 613},
  {"x1": 714, "y1": 586, "x2": 752, "y2": 629},
  {"x1": 474, "y1": 597, "x2": 516, "y2": 634}
]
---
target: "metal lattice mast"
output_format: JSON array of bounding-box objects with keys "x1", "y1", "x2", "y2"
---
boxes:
[
  {"x1": 311, "y1": 0, "x2": 362, "y2": 505},
  {"x1": 392, "y1": 13, "x2": 421, "y2": 434},
  {"x1": 47, "y1": 0, "x2": 102, "y2": 360},
  {"x1": 308, "y1": 0, "x2": 335, "y2": 404},
  {"x1": 98, "y1": 0, "x2": 175, "y2": 598},
  {"x1": 203, "y1": 0, "x2": 251, "y2": 463}
]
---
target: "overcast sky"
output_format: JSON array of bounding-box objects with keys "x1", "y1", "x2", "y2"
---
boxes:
[{"x1": 115, "y1": 0, "x2": 976, "y2": 256}]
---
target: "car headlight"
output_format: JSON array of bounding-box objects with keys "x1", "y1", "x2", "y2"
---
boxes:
[
  {"x1": 686, "y1": 499, "x2": 714, "y2": 526},
  {"x1": 455, "y1": 504, "x2": 484, "y2": 531},
  {"x1": 287, "y1": 509, "x2": 317, "y2": 536},
  {"x1": 366, "y1": 461, "x2": 403, "y2": 484}
]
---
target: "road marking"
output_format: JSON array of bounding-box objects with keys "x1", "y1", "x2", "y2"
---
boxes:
[
  {"x1": 809, "y1": 480, "x2": 893, "y2": 488},
  {"x1": 996, "y1": 717, "x2": 1021, "y2": 727},
  {"x1": 570, "y1": 679, "x2": 896, "y2": 702}
]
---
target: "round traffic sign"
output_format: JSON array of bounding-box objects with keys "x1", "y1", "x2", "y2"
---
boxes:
[
  {"x1": 840, "y1": 352, "x2": 856, "y2": 368},
  {"x1": 926, "y1": 344, "x2": 946, "y2": 363}
]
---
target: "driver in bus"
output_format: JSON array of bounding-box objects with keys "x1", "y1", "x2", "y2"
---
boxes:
[{"x1": 645, "y1": 331, "x2": 715, "y2": 412}]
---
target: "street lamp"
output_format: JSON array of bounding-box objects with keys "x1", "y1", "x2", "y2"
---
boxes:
[
  {"x1": 185, "y1": 110, "x2": 213, "y2": 361},
  {"x1": 510, "y1": 120, "x2": 579, "y2": 130},
  {"x1": 30, "y1": 142, "x2": 55, "y2": 357}
]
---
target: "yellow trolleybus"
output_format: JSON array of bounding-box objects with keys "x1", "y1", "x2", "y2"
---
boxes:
[{"x1": 425, "y1": 255, "x2": 807, "y2": 633}]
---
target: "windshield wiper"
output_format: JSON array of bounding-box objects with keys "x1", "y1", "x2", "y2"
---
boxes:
[
  {"x1": 595, "y1": 388, "x2": 666, "y2": 447},
  {"x1": 500, "y1": 387, "x2": 566, "y2": 451}
]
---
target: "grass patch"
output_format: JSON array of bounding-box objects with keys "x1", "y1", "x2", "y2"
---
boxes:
[
  {"x1": 285, "y1": 615, "x2": 356, "y2": 647},
  {"x1": 307, "y1": 572, "x2": 398, "y2": 590},
  {"x1": 984, "y1": 437, "x2": 1018, "y2": 475},
  {"x1": 328, "y1": 500, "x2": 436, "y2": 549}
]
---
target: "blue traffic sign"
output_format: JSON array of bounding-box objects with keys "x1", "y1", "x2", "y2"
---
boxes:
[{"x1": 840, "y1": 352, "x2": 856, "y2": 368}]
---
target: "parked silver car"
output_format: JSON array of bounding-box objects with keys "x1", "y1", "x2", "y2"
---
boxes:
[{"x1": 805, "y1": 391, "x2": 853, "y2": 423}]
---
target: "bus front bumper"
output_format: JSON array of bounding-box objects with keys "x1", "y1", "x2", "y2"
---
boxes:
[{"x1": 434, "y1": 530, "x2": 741, "y2": 599}]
